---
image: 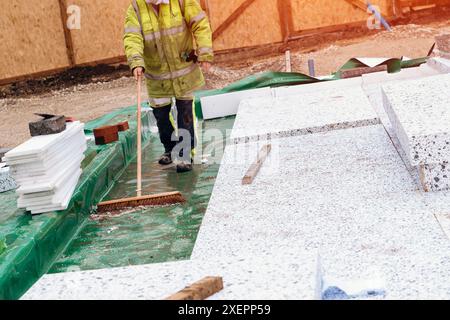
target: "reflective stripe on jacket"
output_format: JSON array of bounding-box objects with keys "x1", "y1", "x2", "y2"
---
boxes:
[{"x1": 124, "y1": 0, "x2": 213, "y2": 99}]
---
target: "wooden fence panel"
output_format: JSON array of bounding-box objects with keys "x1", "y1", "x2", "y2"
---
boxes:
[
  {"x1": 208, "y1": 0, "x2": 283, "y2": 51},
  {"x1": 0, "y1": 0, "x2": 70, "y2": 82}
]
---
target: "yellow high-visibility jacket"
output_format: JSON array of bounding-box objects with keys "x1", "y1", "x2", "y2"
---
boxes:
[{"x1": 124, "y1": 0, "x2": 213, "y2": 100}]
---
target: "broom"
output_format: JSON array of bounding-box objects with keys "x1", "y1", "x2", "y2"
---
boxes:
[{"x1": 97, "y1": 74, "x2": 185, "y2": 213}]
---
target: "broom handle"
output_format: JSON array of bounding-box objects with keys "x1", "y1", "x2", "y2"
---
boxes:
[{"x1": 136, "y1": 74, "x2": 142, "y2": 197}]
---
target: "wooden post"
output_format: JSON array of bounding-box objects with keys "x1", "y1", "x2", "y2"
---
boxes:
[
  {"x1": 285, "y1": 50, "x2": 291, "y2": 72},
  {"x1": 308, "y1": 59, "x2": 316, "y2": 77},
  {"x1": 58, "y1": 0, "x2": 76, "y2": 66}
]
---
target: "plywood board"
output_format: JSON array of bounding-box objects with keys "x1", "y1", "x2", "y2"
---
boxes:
[
  {"x1": 291, "y1": 0, "x2": 392, "y2": 31},
  {"x1": 208, "y1": 0, "x2": 283, "y2": 51},
  {"x1": 66, "y1": 0, "x2": 130, "y2": 65},
  {"x1": 0, "y1": 0, "x2": 70, "y2": 80}
]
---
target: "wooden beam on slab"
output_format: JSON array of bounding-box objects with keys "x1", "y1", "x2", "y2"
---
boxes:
[
  {"x1": 165, "y1": 277, "x2": 224, "y2": 300},
  {"x1": 242, "y1": 144, "x2": 272, "y2": 185},
  {"x1": 212, "y1": 0, "x2": 257, "y2": 40},
  {"x1": 58, "y1": 0, "x2": 76, "y2": 66}
]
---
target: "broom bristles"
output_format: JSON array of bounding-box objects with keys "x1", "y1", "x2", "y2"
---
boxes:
[{"x1": 97, "y1": 191, "x2": 185, "y2": 213}]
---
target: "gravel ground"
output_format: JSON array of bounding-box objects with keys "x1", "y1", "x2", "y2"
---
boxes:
[{"x1": 1, "y1": 18, "x2": 450, "y2": 149}]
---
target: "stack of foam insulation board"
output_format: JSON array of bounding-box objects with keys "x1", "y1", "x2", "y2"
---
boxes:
[
  {"x1": 382, "y1": 73, "x2": 450, "y2": 191},
  {"x1": 2, "y1": 122, "x2": 86, "y2": 214}
]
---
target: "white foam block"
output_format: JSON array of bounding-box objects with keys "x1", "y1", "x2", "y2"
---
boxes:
[
  {"x1": 3, "y1": 122, "x2": 84, "y2": 162},
  {"x1": 25, "y1": 169, "x2": 82, "y2": 215},
  {"x1": 15, "y1": 153, "x2": 84, "y2": 194},
  {"x1": 382, "y1": 73, "x2": 450, "y2": 167},
  {"x1": 230, "y1": 86, "x2": 379, "y2": 144},
  {"x1": 200, "y1": 88, "x2": 272, "y2": 120}
]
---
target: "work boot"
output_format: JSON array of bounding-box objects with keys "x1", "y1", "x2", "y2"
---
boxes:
[
  {"x1": 176, "y1": 161, "x2": 193, "y2": 173},
  {"x1": 158, "y1": 152, "x2": 172, "y2": 165}
]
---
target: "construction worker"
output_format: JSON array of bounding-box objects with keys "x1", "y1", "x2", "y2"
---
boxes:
[{"x1": 123, "y1": 0, "x2": 213, "y2": 173}]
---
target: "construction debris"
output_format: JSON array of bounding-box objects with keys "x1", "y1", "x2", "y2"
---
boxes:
[
  {"x1": 2, "y1": 122, "x2": 86, "y2": 214},
  {"x1": 165, "y1": 277, "x2": 224, "y2": 300},
  {"x1": 29, "y1": 114, "x2": 66, "y2": 137}
]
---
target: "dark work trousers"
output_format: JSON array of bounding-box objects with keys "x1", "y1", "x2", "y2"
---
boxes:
[{"x1": 152, "y1": 99, "x2": 197, "y2": 160}]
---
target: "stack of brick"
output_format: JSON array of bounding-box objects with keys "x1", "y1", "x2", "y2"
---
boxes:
[
  {"x1": 93, "y1": 121, "x2": 129, "y2": 145},
  {"x1": 382, "y1": 73, "x2": 450, "y2": 191}
]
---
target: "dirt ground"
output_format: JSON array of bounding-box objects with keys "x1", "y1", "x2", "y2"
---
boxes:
[{"x1": 1, "y1": 17, "x2": 450, "y2": 149}]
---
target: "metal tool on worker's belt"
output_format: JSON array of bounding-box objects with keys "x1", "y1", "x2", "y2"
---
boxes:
[
  {"x1": 29, "y1": 113, "x2": 66, "y2": 137},
  {"x1": 181, "y1": 50, "x2": 198, "y2": 63}
]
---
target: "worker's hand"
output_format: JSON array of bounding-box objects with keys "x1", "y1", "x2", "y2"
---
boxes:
[
  {"x1": 200, "y1": 62, "x2": 212, "y2": 73},
  {"x1": 133, "y1": 67, "x2": 144, "y2": 81}
]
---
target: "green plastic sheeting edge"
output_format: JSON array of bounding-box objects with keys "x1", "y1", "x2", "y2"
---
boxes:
[
  {"x1": 194, "y1": 56, "x2": 428, "y2": 119},
  {"x1": 0, "y1": 107, "x2": 151, "y2": 300}
]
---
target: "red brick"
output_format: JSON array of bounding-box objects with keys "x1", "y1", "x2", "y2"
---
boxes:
[
  {"x1": 116, "y1": 121, "x2": 129, "y2": 132},
  {"x1": 93, "y1": 125, "x2": 118, "y2": 138},
  {"x1": 95, "y1": 131, "x2": 119, "y2": 145}
]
